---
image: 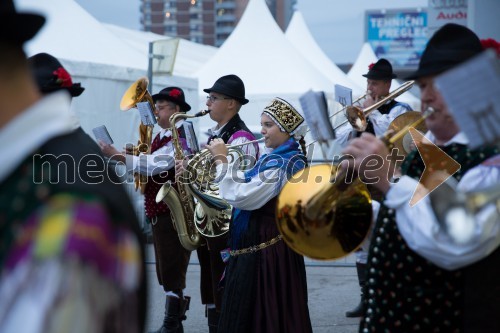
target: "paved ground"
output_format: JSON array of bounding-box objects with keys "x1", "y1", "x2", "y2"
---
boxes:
[{"x1": 144, "y1": 245, "x2": 362, "y2": 333}]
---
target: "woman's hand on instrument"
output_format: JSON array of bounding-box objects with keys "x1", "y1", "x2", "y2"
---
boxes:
[
  {"x1": 207, "y1": 138, "x2": 228, "y2": 165},
  {"x1": 341, "y1": 133, "x2": 392, "y2": 194}
]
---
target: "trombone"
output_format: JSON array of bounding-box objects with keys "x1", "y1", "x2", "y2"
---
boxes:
[
  {"x1": 336, "y1": 80, "x2": 415, "y2": 132},
  {"x1": 306, "y1": 81, "x2": 415, "y2": 149}
]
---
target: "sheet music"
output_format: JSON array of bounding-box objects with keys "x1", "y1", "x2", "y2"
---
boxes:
[
  {"x1": 334, "y1": 84, "x2": 353, "y2": 107},
  {"x1": 435, "y1": 49, "x2": 500, "y2": 149},
  {"x1": 136, "y1": 101, "x2": 157, "y2": 126},
  {"x1": 92, "y1": 125, "x2": 113, "y2": 145},
  {"x1": 299, "y1": 90, "x2": 335, "y2": 141},
  {"x1": 183, "y1": 121, "x2": 200, "y2": 153}
]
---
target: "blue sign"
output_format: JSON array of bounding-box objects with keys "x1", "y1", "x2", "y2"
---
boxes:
[{"x1": 366, "y1": 10, "x2": 428, "y2": 69}]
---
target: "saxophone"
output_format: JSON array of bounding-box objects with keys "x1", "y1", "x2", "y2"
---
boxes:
[{"x1": 155, "y1": 110, "x2": 210, "y2": 251}]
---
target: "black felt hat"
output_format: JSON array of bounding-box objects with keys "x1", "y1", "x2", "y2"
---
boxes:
[
  {"x1": 362, "y1": 58, "x2": 397, "y2": 80},
  {"x1": 406, "y1": 23, "x2": 483, "y2": 80},
  {"x1": 28, "y1": 53, "x2": 85, "y2": 97},
  {"x1": 203, "y1": 74, "x2": 249, "y2": 105},
  {"x1": 0, "y1": 0, "x2": 45, "y2": 45},
  {"x1": 152, "y1": 87, "x2": 191, "y2": 112}
]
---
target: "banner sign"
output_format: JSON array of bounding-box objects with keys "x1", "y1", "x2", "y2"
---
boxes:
[
  {"x1": 366, "y1": 9, "x2": 428, "y2": 70},
  {"x1": 427, "y1": 0, "x2": 468, "y2": 37}
]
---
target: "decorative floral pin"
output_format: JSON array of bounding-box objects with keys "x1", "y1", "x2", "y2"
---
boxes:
[
  {"x1": 169, "y1": 88, "x2": 182, "y2": 98},
  {"x1": 53, "y1": 67, "x2": 73, "y2": 87},
  {"x1": 368, "y1": 63, "x2": 375, "y2": 70},
  {"x1": 480, "y1": 38, "x2": 500, "y2": 57}
]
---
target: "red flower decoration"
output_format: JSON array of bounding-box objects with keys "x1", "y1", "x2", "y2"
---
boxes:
[
  {"x1": 169, "y1": 89, "x2": 182, "y2": 98},
  {"x1": 480, "y1": 38, "x2": 500, "y2": 57},
  {"x1": 368, "y1": 62, "x2": 375, "y2": 70},
  {"x1": 53, "y1": 67, "x2": 73, "y2": 88}
]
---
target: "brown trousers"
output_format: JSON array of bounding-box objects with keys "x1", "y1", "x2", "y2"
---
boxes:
[
  {"x1": 197, "y1": 235, "x2": 229, "y2": 310},
  {"x1": 151, "y1": 213, "x2": 191, "y2": 294}
]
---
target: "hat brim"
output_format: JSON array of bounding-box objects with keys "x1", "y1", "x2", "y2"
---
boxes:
[
  {"x1": 2, "y1": 13, "x2": 45, "y2": 45},
  {"x1": 203, "y1": 88, "x2": 249, "y2": 105},
  {"x1": 362, "y1": 73, "x2": 397, "y2": 80},
  {"x1": 405, "y1": 61, "x2": 464, "y2": 80},
  {"x1": 41, "y1": 84, "x2": 85, "y2": 97},
  {"x1": 152, "y1": 93, "x2": 191, "y2": 112}
]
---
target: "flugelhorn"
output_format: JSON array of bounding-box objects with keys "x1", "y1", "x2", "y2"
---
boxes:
[
  {"x1": 276, "y1": 106, "x2": 434, "y2": 260},
  {"x1": 120, "y1": 77, "x2": 156, "y2": 192}
]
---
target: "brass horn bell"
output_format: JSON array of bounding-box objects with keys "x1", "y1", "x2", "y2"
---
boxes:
[{"x1": 276, "y1": 164, "x2": 372, "y2": 260}]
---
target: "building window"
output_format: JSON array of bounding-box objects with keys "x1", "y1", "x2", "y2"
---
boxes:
[
  {"x1": 165, "y1": 1, "x2": 176, "y2": 9},
  {"x1": 191, "y1": 36, "x2": 203, "y2": 43},
  {"x1": 165, "y1": 25, "x2": 177, "y2": 34},
  {"x1": 190, "y1": 13, "x2": 201, "y2": 20}
]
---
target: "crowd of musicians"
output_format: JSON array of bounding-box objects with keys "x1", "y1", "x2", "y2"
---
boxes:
[{"x1": 1, "y1": 1, "x2": 499, "y2": 332}]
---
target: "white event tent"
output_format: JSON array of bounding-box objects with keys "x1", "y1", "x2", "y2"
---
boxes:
[
  {"x1": 348, "y1": 43, "x2": 421, "y2": 110},
  {"x1": 16, "y1": 0, "x2": 200, "y2": 153},
  {"x1": 195, "y1": 0, "x2": 334, "y2": 139},
  {"x1": 15, "y1": 0, "x2": 204, "y2": 226},
  {"x1": 104, "y1": 24, "x2": 218, "y2": 78},
  {"x1": 285, "y1": 11, "x2": 364, "y2": 98}
]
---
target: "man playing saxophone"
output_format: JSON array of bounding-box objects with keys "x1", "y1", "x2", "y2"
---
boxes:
[{"x1": 100, "y1": 86, "x2": 196, "y2": 333}]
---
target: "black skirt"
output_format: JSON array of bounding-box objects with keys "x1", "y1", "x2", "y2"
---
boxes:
[{"x1": 218, "y1": 198, "x2": 312, "y2": 333}]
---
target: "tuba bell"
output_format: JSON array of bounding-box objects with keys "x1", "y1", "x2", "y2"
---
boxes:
[{"x1": 120, "y1": 77, "x2": 156, "y2": 193}]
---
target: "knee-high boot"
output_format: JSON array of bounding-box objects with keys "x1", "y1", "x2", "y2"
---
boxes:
[
  {"x1": 150, "y1": 295, "x2": 190, "y2": 333},
  {"x1": 346, "y1": 263, "x2": 367, "y2": 318}
]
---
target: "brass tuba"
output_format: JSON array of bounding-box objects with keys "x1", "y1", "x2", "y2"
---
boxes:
[
  {"x1": 120, "y1": 77, "x2": 156, "y2": 193},
  {"x1": 155, "y1": 110, "x2": 210, "y2": 251},
  {"x1": 276, "y1": 100, "x2": 434, "y2": 260}
]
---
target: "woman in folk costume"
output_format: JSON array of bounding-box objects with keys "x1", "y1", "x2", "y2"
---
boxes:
[{"x1": 206, "y1": 97, "x2": 313, "y2": 333}]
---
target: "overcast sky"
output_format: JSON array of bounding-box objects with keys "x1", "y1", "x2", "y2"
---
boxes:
[{"x1": 74, "y1": 0, "x2": 427, "y2": 64}]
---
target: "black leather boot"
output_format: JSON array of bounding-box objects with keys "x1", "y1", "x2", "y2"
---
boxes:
[
  {"x1": 150, "y1": 295, "x2": 190, "y2": 333},
  {"x1": 207, "y1": 307, "x2": 220, "y2": 333},
  {"x1": 346, "y1": 263, "x2": 367, "y2": 318}
]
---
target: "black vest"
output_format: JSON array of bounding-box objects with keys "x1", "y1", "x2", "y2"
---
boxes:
[
  {"x1": 360, "y1": 143, "x2": 499, "y2": 333},
  {"x1": 207, "y1": 114, "x2": 253, "y2": 144}
]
